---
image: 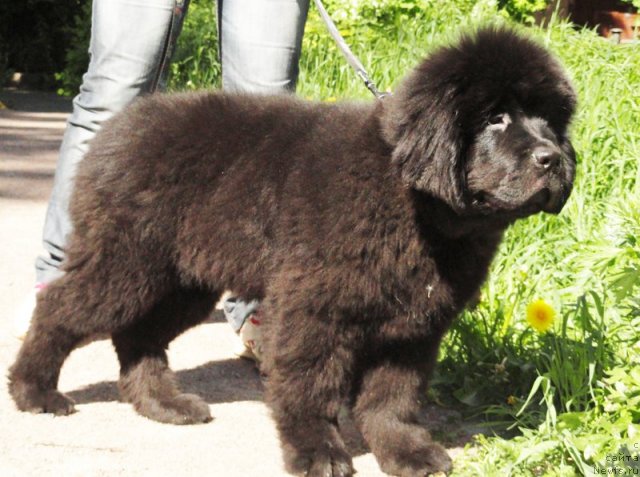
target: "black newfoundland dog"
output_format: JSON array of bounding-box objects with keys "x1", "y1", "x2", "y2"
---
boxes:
[{"x1": 10, "y1": 27, "x2": 576, "y2": 476}]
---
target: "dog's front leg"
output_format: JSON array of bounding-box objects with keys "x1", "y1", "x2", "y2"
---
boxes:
[
  {"x1": 265, "y1": 318, "x2": 354, "y2": 477},
  {"x1": 353, "y1": 338, "x2": 452, "y2": 476}
]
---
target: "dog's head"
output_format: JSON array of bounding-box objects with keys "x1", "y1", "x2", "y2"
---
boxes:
[{"x1": 381, "y1": 27, "x2": 576, "y2": 220}]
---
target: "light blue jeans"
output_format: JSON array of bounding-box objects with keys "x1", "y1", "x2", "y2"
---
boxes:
[{"x1": 36, "y1": 0, "x2": 309, "y2": 324}]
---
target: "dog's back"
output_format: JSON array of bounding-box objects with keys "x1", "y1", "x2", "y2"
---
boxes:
[{"x1": 68, "y1": 92, "x2": 383, "y2": 300}]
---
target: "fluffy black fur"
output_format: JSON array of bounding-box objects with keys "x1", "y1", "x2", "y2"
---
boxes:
[{"x1": 9, "y1": 27, "x2": 576, "y2": 476}]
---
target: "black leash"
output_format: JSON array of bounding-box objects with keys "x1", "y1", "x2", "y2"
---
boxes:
[
  {"x1": 153, "y1": 0, "x2": 190, "y2": 92},
  {"x1": 313, "y1": 0, "x2": 390, "y2": 99}
]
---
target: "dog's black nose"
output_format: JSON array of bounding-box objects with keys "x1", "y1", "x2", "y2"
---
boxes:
[{"x1": 532, "y1": 146, "x2": 561, "y2": 170}]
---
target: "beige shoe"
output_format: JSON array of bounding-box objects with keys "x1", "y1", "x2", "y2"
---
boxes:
[{"x1": 234, "y1": 311, "x2": 263, "y2": 363}]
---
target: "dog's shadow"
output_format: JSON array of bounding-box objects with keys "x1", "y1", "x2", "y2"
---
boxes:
[
  {"x1": 67, "y1": 312, "x2": 265, "y2": 404},
  {"x1": 65, "y1": 358, "x2": 479, "y2": 456},
  {"x1": 66, "y1": 357, "x2": 264, "y2": 404},
  {"x1": 66, "y1": 357, "x2": 372, "y2": 455}
]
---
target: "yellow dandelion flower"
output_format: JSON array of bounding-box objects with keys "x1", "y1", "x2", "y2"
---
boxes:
[
  {"x1": 526, "y1": 299, "x2": 556, "y2": 333},
  {"x1": 324, "y1": 96, "x2": 337, "y2": 103},
  {"x1": 506, "y1": 395, "x2": 517, "y2": 406}
]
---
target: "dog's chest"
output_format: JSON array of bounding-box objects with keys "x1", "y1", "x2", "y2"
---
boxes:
[{"x1": 375, "y1": 232, "x2": 499, "y2": 339}]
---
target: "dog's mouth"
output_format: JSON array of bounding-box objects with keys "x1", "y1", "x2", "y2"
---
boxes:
[{"x1": 471, "y1": 187, "x2": 552, "y2": 216}]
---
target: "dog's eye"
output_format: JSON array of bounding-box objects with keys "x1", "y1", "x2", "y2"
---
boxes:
[{"x1": 487, "y1": 113, "x2": 511, "y2": 131}]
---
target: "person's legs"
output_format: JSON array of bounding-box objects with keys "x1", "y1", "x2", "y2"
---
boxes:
[
  {"x1": 218, "y1": 0, "x2": 310, "y2": 93},
  {"x1": 35, "y1": 0, "x2": 187, "y2": 285}
]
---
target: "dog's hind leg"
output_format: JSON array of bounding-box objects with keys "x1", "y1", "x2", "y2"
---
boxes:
[
  {"x1": 112, "y1": 287, "x2": 218, "y2": 425},
  {"x1": 8, "y1": 247, "x2": 174, "y2": 416},
  {"x1": 8, "y1": 279, "x2": 84, "y2": 415}
]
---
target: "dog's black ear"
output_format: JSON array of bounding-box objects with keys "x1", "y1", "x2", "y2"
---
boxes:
[{"x1": 381, "y1": 61, "x2": 467, "y2": 212}]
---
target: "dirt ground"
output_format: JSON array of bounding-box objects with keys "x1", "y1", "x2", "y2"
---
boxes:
[{"x1": 0, "y1": 90, "x2": 474, "y2": 477}]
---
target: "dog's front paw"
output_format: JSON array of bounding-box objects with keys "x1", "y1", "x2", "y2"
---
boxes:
[
  {"x1": 10, "y1": 380, "x2": 76, "y2": 415},
  {"x1": 305, "y1": 448, "x2": 354, "y2": 477},
  {"x1": 284, "y1": 443, "x2": 354, "y2": 477},
  {"x1": 378, "y1": 442, "x2": 452, "y2": 477}
]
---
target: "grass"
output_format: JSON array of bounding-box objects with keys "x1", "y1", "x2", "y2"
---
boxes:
[{"x1": 169, "y1": 3, "x2": 640, "y2": 475}]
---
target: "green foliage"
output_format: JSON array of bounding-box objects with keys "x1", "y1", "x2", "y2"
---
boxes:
[
  {"x1": 167, "y1": 0, "x2": 220, "y2": 91},
  {"x1": 307, "y1": 0, "x2": 547, "y2": 29},
  {"x1": 497, "y1": 0, "x2": 549, "y2": 23},
  {"x1": 0, "y1": 0, "x2": 88, "y2": 80},
  {"x1": 454, "y1": 367, "x2": 640, "y2": 476},
  {"x1": 55, "y1": 0, "x2": 92, "y2": 97}
]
